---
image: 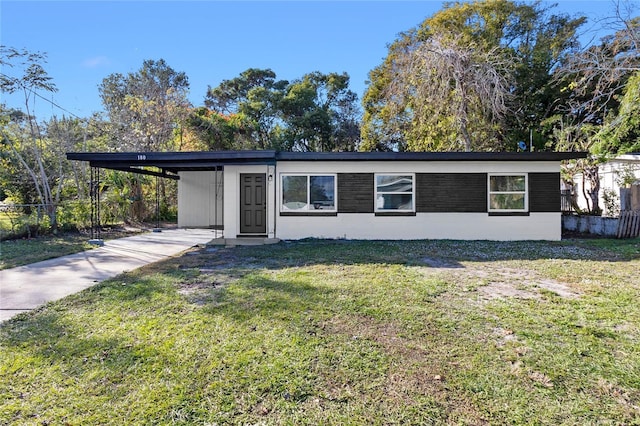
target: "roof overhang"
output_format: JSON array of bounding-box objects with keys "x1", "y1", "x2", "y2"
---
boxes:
[
  {"x1": 66, "y1": 150, "x2": 279, "y2": 178},
  {"x1": 276, "y1": 151, "x2": 587, "y2": 162},
  {"x1": 66, "y1": 150, "x2": 588, "y2": 179}
]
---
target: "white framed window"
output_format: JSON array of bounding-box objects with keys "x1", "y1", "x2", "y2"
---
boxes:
[
  {"x1": 375, "y1": 174, "x2": 414, "y2": 212},
  {"x1": 281, "y1": 174, "x2": 337, "y2": 212},
  {"x1": 488, "y1": 174, "x2": 528, "y2": 212}
]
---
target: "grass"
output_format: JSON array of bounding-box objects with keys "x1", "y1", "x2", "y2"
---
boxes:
[
  {"x1": 0, "y1": 227, "x2": 143, "y2": 270},
  {"x1": 0, "y1": 234, "x2": 94, "y2": 270},
  {"x1": 1, "y1": 238, "x2": 639, "y2": 424}
]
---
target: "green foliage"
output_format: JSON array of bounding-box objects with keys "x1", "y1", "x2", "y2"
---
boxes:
[
  {"x1": 361, "y1": 0, "x2": 585, "y2": 152},
  {"x1": 0, "y1": 46, "x2": 57, "y2": 95},
  {"x1": 186, "y1": 107, "x2": 255, "y2": 150},
  {"x1": 203, "y1": 68, "x2": 288, "y2": 149},
  {"x1": 1, "y1": 48, "x2": 114, "y2": 234},
  {"x1": 593, "y1": 71, "x2": 640, "y2": 155},
  {"x1": 199, "y1": 69, "x2": 360, "y2": 152},
  {"x1": 616, "y1": 163, "x2": 640, "y2": 188},
  {"x1": 99, "y1": 59, "x2": 191, "y2": 152},
  {"x1": 56, "y1": 200, "x2": 91, "y2": 230},
  {"x1": 602, "y1": 188, "x2": 620, "y2": 217}
]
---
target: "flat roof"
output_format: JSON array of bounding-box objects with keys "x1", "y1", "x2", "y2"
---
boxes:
[
  {"x1": 66, "y1": 150, "x2": 588, "y2": 177},
  {"x1": 66, "y1": 150, "x2": 278, "y2": 178},
  {"x1": 276, "y1": 151, "x2": 587, "y2": 162}
]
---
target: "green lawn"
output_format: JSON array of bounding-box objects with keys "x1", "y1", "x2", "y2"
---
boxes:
[
  {"x1": 0, "y1": 234, "x2": 94, "y2": 270},
  {"x1": 1, "y1": 238, "x2": 639, "y2": 424},
  {"x1": 0, "y1": 227, "x2": 143, "y2": 270}
]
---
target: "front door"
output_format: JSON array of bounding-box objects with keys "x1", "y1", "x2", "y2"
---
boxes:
[{"x1": 240, "y1": 173, "x2": 266, "y2": 234}]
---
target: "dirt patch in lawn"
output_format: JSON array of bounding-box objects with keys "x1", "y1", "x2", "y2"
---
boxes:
[
  {"x1": 474, "y1": 266, "x2": 580, "y2": 300},
  {"x1": 417, "y1": 258, "x2": 581, "y2": 301},
  {"x1": 174, "y1": 246, "x2": 277, "y2": 305}
]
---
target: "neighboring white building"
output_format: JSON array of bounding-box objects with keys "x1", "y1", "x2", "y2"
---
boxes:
[
  {"x1": 570, "y1": 154, "x2": 640, "y2": 216},
  {"x1": 67, "y1": 151, "x2": 586, "y2": 241}
]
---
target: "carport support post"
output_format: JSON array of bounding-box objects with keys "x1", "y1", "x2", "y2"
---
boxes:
[
  {"x1": 89, "y1": 166, "x2": 104, "y2": 246},
  {"x1": 153, "y1": 174, "x2": 161, "y2": 232}
]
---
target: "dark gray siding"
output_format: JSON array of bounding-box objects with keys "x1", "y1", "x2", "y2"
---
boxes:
[
  {"x1": 333, "y1": 172, "x2": 559, "y2": 214},
  {"x1": 338, "y1": 173, "x2": 374, "y2": 213},
  {"x1": 416, "y1": 173, "x2": 487, "y2": 212},
  {"x1": 529, "y1": 172, "x2": 560, "y2": 212}
]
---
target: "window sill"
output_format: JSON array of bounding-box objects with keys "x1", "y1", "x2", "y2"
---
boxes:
[
  {"x1": 488, "y1": 211, "x2": 530, "y2": 216},
  {"x1": 375, "y1": 211, "x2": 417, "y2": 217},
  {"x1": 280, "y1": 212, "x2": 338, "y2": 217}
]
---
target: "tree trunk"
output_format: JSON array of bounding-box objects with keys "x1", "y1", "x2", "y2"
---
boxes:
[
  {"x1": 584, "y1": 165, "x2": 601, "y2": 215},
  {"x1": 459, "y1": 119, "x2": 473, "y2": 152},
  {"x1": 129, "y1": 178, "x2": 145, "y2": 222}
]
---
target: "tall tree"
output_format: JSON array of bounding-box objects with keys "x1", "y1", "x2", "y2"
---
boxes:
[
  {"x1": 0, "y1": 47, "x2": 63, "y2": 229},
  {"x1": 555, "y1": 10, "x2": 640, "y2": 154},
  {"x1": 99, "y1": 59, "x2": 191, "y2": 152},
  {"x1": 556, "y1": 12, "x2": 639, "y2": 127},
  {"x1": 204, "y1": 68, "x2": 287, "y2": 149},
  {"x1": 379, "y1": 34, "x2": 511, "y2": 152},
  {"x1": 199, "y1": 69, "x2": 360, "y2": 151},
  {"x1": 547, "y1": 3, "x2": 639, "y2": 215},
  {"x1": 279, "y1": 72, "x2": 360, "y2": 152},
  {"x1": 594, "y1": 71, "x2": 640, "y2": 154},
  {"x1": 361, "y1": 0, "x2": 585, "y2": 152},
  {"x1": 186, "y1": 107, "x2": 256, "y2": 151}
]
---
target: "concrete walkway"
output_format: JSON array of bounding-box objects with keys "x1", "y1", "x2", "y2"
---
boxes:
[{"x1": 0, "y1": 228, "x2": 219, "y2": 323}]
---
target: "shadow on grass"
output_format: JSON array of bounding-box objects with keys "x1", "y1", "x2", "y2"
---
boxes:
[
  {"x1": 1, "y1": 309, "x2": 146, "y2": 386},
  {"x1": 202, "y1": 273, "x2": 338, "y2": 323},
  {"x1": 198, "y1": 239, "x2": 640, "y2": 272}
]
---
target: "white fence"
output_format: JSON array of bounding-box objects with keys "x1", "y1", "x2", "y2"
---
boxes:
[{"x1": 562, "y1": 213, "x2": 640, "y2": 238}]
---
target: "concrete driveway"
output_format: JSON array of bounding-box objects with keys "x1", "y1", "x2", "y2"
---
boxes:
[{"x1": 0, "y1": 228, "x2": 219, "y2": 323}]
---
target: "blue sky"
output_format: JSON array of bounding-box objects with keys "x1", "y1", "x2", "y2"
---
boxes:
[{"x1": 0, "y1": 1, "x2": 626, "y2": 120}]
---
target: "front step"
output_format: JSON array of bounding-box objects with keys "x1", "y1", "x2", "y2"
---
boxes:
[{"x1": 207, "y1": 237, "x2": 280, "y2": 248}]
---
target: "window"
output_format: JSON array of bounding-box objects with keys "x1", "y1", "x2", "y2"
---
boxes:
[
  {"x1": 281, "y1": 174, "x2": 336, "y2": 212},
  {"x1": 375, "y1": 174, "x2": 414, "y2": 212},
  {"x1": 488, "y1": 174, "x2": 528, "y2": 212}
]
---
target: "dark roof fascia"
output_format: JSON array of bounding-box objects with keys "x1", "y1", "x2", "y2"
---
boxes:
[
  {"x1": 276, "y1": 152, "x2": 588, "y2": 162},
  {"x1": 67, "y1": 150, "x2": 588, "y2": 174},
  {"x1": 67, "y1": 150, "x2": 277, "y2": 164},
  {"x1": 66, "y1": 151, "x2": 278, "y2": 174}
]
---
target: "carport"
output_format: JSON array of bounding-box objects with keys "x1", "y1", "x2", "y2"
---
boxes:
[{"x1": 66, "y1": 150, "x2": 277, "y2": 240}]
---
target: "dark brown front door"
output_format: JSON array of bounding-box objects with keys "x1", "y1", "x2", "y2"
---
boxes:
[{"x1": 240, "y1": 173, "x2": 266, "y2": 234}]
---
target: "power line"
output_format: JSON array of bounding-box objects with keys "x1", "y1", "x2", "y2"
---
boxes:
[
  {"x1": 28, "y1": 88, "x2": 86, "y2": 121},
  {"x1": 1, "y1": 72, "x2": 91, "y2": 121}
]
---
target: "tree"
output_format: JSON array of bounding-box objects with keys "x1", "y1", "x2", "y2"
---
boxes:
[
  {"x1": 543, "y1": 114, "x2": 604, "y2": 214},
  {"x1": 555, "y1": 10, "x2": 639, "y2": 127},
  {"x1": 0, "y1": 47, "x2": 63, "y2": 229},
  {"x1": 593, "y1": 71, "x2": 640, "y2": 154},
  {"x1": 379, "y1": 34, "x2": 511, "y2": 152},
  {"x1": 361, "y1": 0, "x2": 585, "y2": 152},
  {"x1": 200, "y1": 69, "x2": 361, "y2": 151},
  {"x1": 98, "y1": 59, "x2": 190, "y2": 222},
  {"x1": 204, "y1": 68, "x2": 287, "y2": 149},
  {"x1": 279, "y1": 72, "x2": 360, "y2": 152},
  {"x1": 186, "y1": 107, "x2": 256, "y2": 151},
  {"x1": 547, "y1": 2, "x2": 639, "y2": 215},
  {"x1": 99, "y1": 59, "x2": 191, "y2": 152}
]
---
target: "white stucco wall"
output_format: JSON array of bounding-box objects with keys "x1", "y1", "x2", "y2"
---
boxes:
[
  {"x1": 275, "y1": 212, "x2": 560, "y2": 241},
  {"x1": 177, "y1": 170, "x2": 223, "y2": 228},
  {"x1": 178, "y1": 160, "x2": 564, "y2": 240},
  {"x1": 274, "y1": 160, "x2": 561, "y2": 241},
  {"x1": 571, "y1": 155, "x2": 640, "y2": 215},
  {"x1": 223, "y1": 164, "x2": 275, "y2": 239}
]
